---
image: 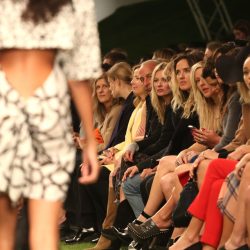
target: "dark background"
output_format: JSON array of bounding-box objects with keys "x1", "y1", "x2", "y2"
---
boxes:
[{"x1": 98, "y1": 0, "x2": 250, "y2": 63}]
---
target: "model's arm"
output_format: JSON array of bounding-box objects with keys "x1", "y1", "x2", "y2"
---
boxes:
[{"x1": 69, "y1": 80, "x2": 99, "y2": 184}]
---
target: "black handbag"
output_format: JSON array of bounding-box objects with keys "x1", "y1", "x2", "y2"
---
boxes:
[{"x1": 172, "y1": 178, "x2": 199, "y2": 227}]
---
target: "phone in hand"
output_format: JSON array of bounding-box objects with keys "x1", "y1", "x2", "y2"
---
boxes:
[{"x1": 188, "y1": 125, "x2": 197, "y2": 129}]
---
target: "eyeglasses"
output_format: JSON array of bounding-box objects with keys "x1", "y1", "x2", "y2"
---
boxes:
[{"x1": 139, "y1": 73, "x2": 152, "y2": 83}]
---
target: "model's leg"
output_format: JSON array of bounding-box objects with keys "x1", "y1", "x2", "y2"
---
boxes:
[
  {"x1": 224, "y1": 163, "x2": 250, "y2": 249},
  {"x1": 28, "y1": 199, "x2": 61, "y2": 250},
  {"x1": 136, "y1": 156, "x2": 177, "y2": 222},
  {"x1": 0, "y1": 195, "x2": 18, "y2": 250}
]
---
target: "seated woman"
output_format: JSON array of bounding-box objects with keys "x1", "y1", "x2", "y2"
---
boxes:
[
  {"x1": 118, "y1": 62, "x2": 174, "y2": 216},
  {"x1": 170, "y1": 47, "x2": 250, "y2": 250},
  {"x1": 89, "y1": 73, "x2": 122, "y2": 151},
  {"x1": 87, "y1": 60, "x2": 159, "y2": 250},
  {"x1": 219, "y1": 153, "x2": 250, "y2": 250},
  {"x1": 127, "y1": 52, "x2": 241, "y2": 245},
  {"x1": 64, "y1": 65, "x2": 132, "y2": 243},
  {"x1": 123, "y1": 52, "x2": 202, "y2": 224}
]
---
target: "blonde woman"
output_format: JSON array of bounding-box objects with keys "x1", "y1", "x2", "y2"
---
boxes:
[
  {"x1": 92, "y1": 74, "x2": 123, "y2": 152},
  {"x1": 170, "y1": 46, "x2": 250, "y2": 250},
  {"x1": 127, "y1": 55, "x2": 239, "y2": 244},
  {"x1": 88, "y1": 60, "x2": 158, "y2": 250},
  {"x1": 126, "y1": 53, "x2": 203, "y2": 242}
]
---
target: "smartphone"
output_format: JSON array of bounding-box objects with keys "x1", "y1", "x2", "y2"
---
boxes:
[{"x1": 188, "y1": 125, "x2": 197, "y2": 129}]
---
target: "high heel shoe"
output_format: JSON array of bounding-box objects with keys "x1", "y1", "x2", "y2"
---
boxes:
[
  {"x1": 183, "y1": 241, "x2": 202, "y2": 250},
  {"x1": 128, "y1": 218, "x2": 172, "y2": 243},
  {"x1": 219, "y1": 244, "x2": 249, "y2": 250}
]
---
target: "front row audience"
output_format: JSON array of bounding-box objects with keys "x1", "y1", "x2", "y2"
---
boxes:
[{"x1": 61, "y1": 43, "x2": 250, "y2": 250}]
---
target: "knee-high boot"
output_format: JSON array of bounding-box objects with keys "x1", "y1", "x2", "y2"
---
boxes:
[{"x1": 86, "y1": 187, "x2": 118, "y2": 250}]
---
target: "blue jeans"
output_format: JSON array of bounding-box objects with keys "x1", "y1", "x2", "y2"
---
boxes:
[{"x1": 122, "y1": 174, "x2": 144, "y2": 217}]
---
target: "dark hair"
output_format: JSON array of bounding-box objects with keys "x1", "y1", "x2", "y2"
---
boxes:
[
  {"x1": 103, "y1": 51, "x2": 128, "y2": 65},
  {"x1": 202, "y1": 58, "x2": 216, "y2": 79},
  {"x1": 152, "y1": 48, "x2": 176, "y2": 61},
  {"x1": 233, "y1": 19, "x2": 250, "y2": 36},
  {"x1": 212, "y1": 42, "x2": 236, "y2": 60},
  {"x1": 173, "y1": 52, "x2": 202, "y2": 72},
  {"x1": 22, "y1": 0, "x2": 71, "y2": 24},
  {"x1": 206, "y1": 41, "x2": 222, "y2": 52}
]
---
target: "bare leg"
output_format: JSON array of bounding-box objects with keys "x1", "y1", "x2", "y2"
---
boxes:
[
  {"x1": 160, "y1": 172, "x2": 180, "y2": 200},
  {"x1": 169, "y1": 217, "x2": 203, "y2": 250},
  {"x1": 0, "y1": 195, "x2": 18, "y2": 250},
  {"x1": 196, "y1": 159, "x2": 211, "y2": 189},
  {"x1": 29, "y1": 199, "x2": 62, "y2": 250},
  {"x1": 149, "y1": 173, "x2": 183, "y2": 229},
  {"x1": 137, "y1": 155, "x2": 177, "y2": 222},
  {"x1": 224, "y1": 163, "x2": 250, "y2": 249},
  {"x1": 219, "y1": 215, "x2": 234, "y2": 247},
  {"x1": 246, "y1": 186, "x2": 250, "y2": 246}
]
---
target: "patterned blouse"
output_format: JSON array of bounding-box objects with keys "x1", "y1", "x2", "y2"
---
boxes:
[{"x1": 0, "y1": 0, "x2": 102, "y2": 80}]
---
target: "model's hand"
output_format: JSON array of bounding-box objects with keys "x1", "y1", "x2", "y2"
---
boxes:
[
  {"x1": 79, "y1": 140, "x2": 100, "y2": 184},
  {"x1": 122, "y1": 166, "x2": 139, "y2": 182}
]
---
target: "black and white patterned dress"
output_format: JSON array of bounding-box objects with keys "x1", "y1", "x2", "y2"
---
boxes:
[{"x1": 0, "y1": 0, "x2": 102, "y2": 205}]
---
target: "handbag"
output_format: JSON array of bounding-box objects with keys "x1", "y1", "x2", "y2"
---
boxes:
[{"x1": 172, "y1": 177, "x2": 198, "y2": 227}]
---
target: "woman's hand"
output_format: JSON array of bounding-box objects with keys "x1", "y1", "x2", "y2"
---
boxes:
[
  {"x1": 122, "y1": 166, "x2": 139, "y2": 182},
  {"x1": 192, "y1": 128, "x2": 221, "y2": 148},
  {"x1": 190, "y1": 149, "x2": 219, "y2": 178},
  {"x1": 123, "y1": 143, "x2": 139, "y2": 162},
  {"x1": 123, "y1": 150, "x2": 134, "y2": 162},
  {"x1": 103, "y1": 147, "x2": 119, "y2": 158},
  {"x1": 176, "y1": 150, "x2": 198, "y2": 166},
  {"x1": 176, "y1": 150, "x2": 189, "y2": 166},
  {"x1": 234, "y1": 153, "x2": 250, "y2": 178},
  {"x1": 140, "y1": 168, "x2": 155, "y2": 180},
  {"x1": 228, "y1": 145, "x2": 250, "y2": 161}
]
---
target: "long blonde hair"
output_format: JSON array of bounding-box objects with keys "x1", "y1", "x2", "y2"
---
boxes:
[
  {"x1": 151, "y1": 62, "x2": 172, "y2": 124},
  {"x1": 107, "y1": 62, "x2": 132, "y2": 84},
  {"x1": 131, "y1": 64, "x2": 142, "y2": 107},
  {"x1": 190, "y1": 62, "x2": 222, "y2": 132},
  {"x1": 92, "y1": 73, "x2": 114, "y2": 125},
  {"x1": 238, "y1": 56, "x2": 250, "y2": 104},
  {"x1": 171, "y1": 54, "x2": 196, "y2": 118}
]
